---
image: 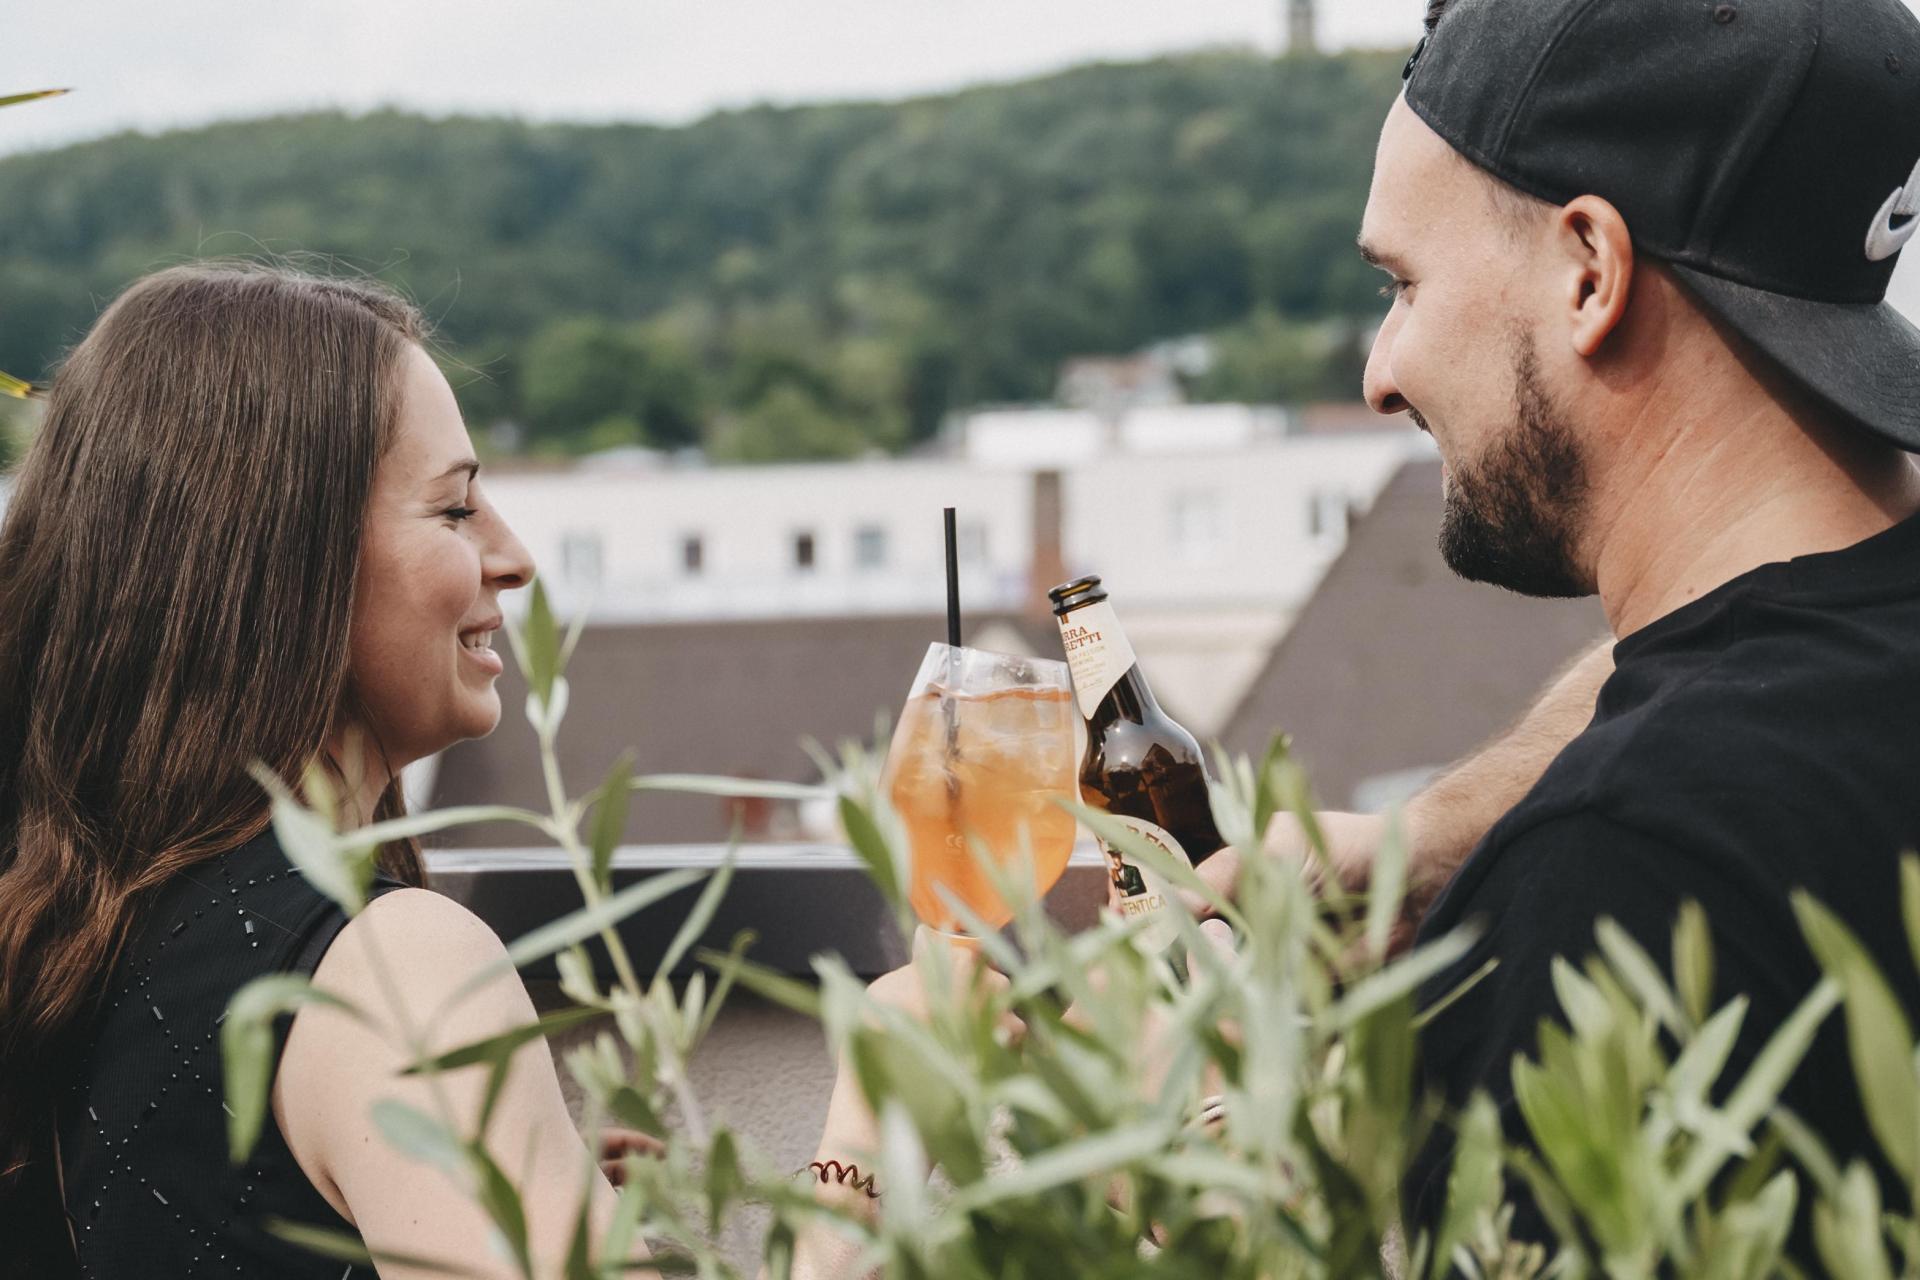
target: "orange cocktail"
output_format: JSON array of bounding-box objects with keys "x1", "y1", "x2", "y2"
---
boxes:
[{"x1": 883, "y1": 646, "x2": 1077, "y2": 937}]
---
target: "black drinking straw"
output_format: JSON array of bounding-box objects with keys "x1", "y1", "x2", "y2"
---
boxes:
[{"x1": 944, "y1": 507, "x2": 962, "y2": 648}]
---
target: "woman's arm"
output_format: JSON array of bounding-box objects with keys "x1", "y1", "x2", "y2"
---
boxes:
[{"x1": 276, "y1": 888, "x2": 645, "y2": 1279}]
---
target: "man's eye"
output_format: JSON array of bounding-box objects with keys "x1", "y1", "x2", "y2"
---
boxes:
[
  {"x1": 443, "y1": 506, "x2": 479, "y2": 522},
  {"x1": 1378, "y1": 278, "x2": 1412, "y2": 301}
]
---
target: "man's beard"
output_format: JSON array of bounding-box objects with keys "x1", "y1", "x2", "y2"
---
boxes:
[{"x1": 1430, "y1": 333, "x2": 1592, "y2": 598}]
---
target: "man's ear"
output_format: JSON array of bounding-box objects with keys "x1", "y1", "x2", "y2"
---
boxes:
[{"x1": 1557, "y1": 195, "x2": 1635, "y2": 358}]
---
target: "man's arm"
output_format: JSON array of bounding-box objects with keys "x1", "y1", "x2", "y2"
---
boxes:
[{"x1": 1194, "y1": 638, "x2": 1614, "y2": 938}]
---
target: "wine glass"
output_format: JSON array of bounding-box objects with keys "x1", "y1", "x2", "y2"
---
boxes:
[{"x1": 881, "y1": 643, "x2": 1078, "y2": 940}]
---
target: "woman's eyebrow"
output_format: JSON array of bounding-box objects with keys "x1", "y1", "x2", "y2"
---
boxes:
[{"x1": 429, "y1": 459, "x2": 481, "y2": 485}]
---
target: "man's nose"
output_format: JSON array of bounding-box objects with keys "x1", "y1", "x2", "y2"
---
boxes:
[{"x1": 1362, "y1": 314, "x2": 1409, "y2": 416}]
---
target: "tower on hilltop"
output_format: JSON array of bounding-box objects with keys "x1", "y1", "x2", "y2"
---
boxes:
[{"x1": 1286, "y1": 0, "x2": 1318, "y2": 55}]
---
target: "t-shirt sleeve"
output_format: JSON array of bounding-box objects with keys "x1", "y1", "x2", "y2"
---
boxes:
[{"x1": 1402, "y1": 806, "x2": 1795, "y2": 1251}]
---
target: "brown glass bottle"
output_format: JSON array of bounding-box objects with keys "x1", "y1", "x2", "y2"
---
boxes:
[{"x1": 1049, "y1": 575, "x2": 1224, "y2": 950}]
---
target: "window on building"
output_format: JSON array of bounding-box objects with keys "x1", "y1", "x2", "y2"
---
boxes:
[
  {"x1": 1169, "y1": 492, "x2": 1225, "y2": 562},
  {"x1": 1308, "y1": 490, "x2": 1351, "y2": 541},
  {"x1": 957, "y1": 521, "x2": 989, "y2": 565},
  {"x1": 681, "y1": 534, "x2": 705, "y2": 576},
  {"x1": 559, "y1": 531, "x2": 604, "y2": 589},
  {"x1": 854, "y1": 525, "x2": 888, "y2": 570},
  {"x1": 793, "y1": 530, "x2": 816, "y2": 572}
]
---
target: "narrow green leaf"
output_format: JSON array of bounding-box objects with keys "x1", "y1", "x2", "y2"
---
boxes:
[
  {"x1": 1674, "y1": 975, "x2": 1841, "y2": 1199},
  {"x1": 517, "y1": 576, "x2": 561, "y2": 706},
  {"x1": 470, "y1": 1143, "x2": 534, "y2": 1275},
  {"x1": 0, "y1": 89, "x2": 71, "y2": 109},
  {"x1": 265, "y1": 1219, "x2": 481, "y2": 1275},
  {"x1": 947, "y1": 1121, "x2": 1175, "y2": 1212},
  {"x1": 695, "y1": 946, "x2": 823, "y2": 1019},
  {"x1": 1365, "y1": 810, "x2": 1409, "y2": 960},
  {"x1": 1768, "y1": 1105, "x2": 1843, "y2": 1198},
  {"x1": 1795, "y1": 892, "x2": 1919, "y2": 1180},
  {"x1": 630, "y1": 774, "x2": 828, "y2": 801},
  {"x1": 1430, "y1": 1093, "x2": 1502, "y2": 1280},
  {"x1": 1674, "y1": 900, "x2": 1715, "y2": 1029},
  {"x1": 1812, "y1": 1163, "x2": 1896, "y2": 1280},
  {"x1": 1329, "y1": 926, "x2": 1478, "y2": 1030},
  {"x1": 1901, "y1": 854, "x2": 1920, "y2": 984},
  {"x1": 590, "y1": 752, "x2": 637, "y2": 893},
  {"x1": 372, "y1": 1099, "x2": 466, "y2": 1173},
  {"x1": 402, "y1": 1005, "x2": 604, "y2": 1075},
  {"x1": 222, "y1": 975, "x2": 358, "y2": 1163},
  {"x1": 657, "y1": 848, "x2": 737, "y2": 977},
  {"x1": 0, "y1": 370, "x2": 37, "y2": 400},
  {"x1": 248, "y1": 762, "x2": 367, "y2": 914},
  {"x1": 839, "y1": 794, "x2": 902, "y2": 907},
  {"x1": 449, "y1": 869, "x2": 705, "y2": 1007},
  {"x1": 346, "y1": 804, "x2": 552, "y2": 848},
  {"x1": 1594, "y1": 917, "x2": 1686, "y2": 1036},
  {"x1": 1668, "y1": 996, "x2": 1748, "y2": 1105}
]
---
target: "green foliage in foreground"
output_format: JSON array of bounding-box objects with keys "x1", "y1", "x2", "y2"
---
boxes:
[
  {"x1": 223, "y1": 581, "x2": 1920, "y2": 1277},
  {"x1": 0, "y1": 52, "x2": 1402, "y2": 458}
]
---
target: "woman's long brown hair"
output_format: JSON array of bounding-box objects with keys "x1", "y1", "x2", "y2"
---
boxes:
[{"x1": 0, "y1": 263, "x2": 432, "y2": 1246}]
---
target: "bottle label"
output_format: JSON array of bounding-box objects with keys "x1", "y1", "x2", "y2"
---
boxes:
[
  {"x1": 1056, "y1": 600, "x2": 1138, "y2": 721},
  {"x1": 1097, "y1": 815, "x2": 1190, "y2": 954}
]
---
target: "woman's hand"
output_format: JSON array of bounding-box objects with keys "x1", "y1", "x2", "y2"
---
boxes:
[{"x1": 597, "y1": 1126, "x2": 664, "y2": 1187}]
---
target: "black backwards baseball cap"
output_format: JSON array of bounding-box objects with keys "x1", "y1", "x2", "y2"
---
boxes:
[{"x1": 1403, "y1": 0, "x2": 1920, "y2": 450}]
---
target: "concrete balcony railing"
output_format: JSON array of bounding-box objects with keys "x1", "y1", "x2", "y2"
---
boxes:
[{"x1": 426, "y1": 843, "x2": 1112, "y2": 979}]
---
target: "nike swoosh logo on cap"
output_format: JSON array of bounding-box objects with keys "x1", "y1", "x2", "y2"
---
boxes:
[{"x1": 1866, "y1": 156, "x2": 1920, "y2": 263}]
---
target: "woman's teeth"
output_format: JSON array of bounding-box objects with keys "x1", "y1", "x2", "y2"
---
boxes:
[{"x1": 461, "y1": 631, "x2": 494, "y2": 651}]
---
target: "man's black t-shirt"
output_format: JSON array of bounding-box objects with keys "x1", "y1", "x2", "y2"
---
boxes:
[{"x1": 1404, "y1": 508, "x2": 1920, "y2": 1249}]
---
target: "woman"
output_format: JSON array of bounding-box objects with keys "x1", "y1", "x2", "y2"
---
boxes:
[{"x1": 0, "y1": 264, "x2": 889, "y2": 1278}]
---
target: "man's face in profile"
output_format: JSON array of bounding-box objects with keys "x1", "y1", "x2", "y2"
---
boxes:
[{"x1": 1357, "y1": 97, "x2": 1593, "y2": 599}]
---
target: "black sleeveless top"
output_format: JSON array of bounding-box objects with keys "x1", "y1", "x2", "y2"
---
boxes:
[{"x1": 56, "y1": 831, "x2": 405, "y2": 1278}]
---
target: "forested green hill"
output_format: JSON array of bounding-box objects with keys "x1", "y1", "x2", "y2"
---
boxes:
[{"x1": 0, "y1": 49, "x2": 1404, "y2": 459}]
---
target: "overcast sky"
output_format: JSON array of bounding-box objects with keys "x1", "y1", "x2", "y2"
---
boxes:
[{"x1": 3, "y1": 1, "x2": 1422, "y2": 155}]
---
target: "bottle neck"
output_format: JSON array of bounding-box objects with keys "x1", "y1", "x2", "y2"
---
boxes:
[
  {"x1": 1057, "y1": 597, "x2": 1158, "y2": 721},
  {"x1": 1105, "y1": 663, "x2": 1162, "y2": 722}
]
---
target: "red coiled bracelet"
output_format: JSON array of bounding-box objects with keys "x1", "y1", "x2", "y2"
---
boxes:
[{"x1": 806, "y1": 1158, "x2": 881, "y2": 1199}]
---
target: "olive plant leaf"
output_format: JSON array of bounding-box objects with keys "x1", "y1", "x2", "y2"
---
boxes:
[
  {"x1": 0, "y1": 89, "x2": 70, "y2": 108},
  {"x1": 1328, "y1": 926, "x2": 1477, "y2": 1030},
  {"x1": 248, "y1": 762, "x2": 370, "y2": 914},
  {"x1": 839, "y1": 793, "x2": 904, "y2": 909},
  {"x1": 470, "y1": 1142, "x2": 534, "y2": 1275},
  {"x1": 1429, "y1": 1093, "x2": 1503, "y2": 1280},
  {"x1": 222, "y1": 975, "x2": 360, "y2": 1162},
  {"x1": 629, "y1": 774, "x2": 828, "y2": 801},
  {"x1": 1364, "y1": 810, "x2": 1408, "y2": 960},
  {"x1": 401, "y1": 1005, "x2": 605, "y2": 1075},
  {"x1": 1594, "y1": 917, "x2": 1686, "y2": 1037},
  {"x1": 447, "y1": 868, "x2": 705, "y2": 1007},
  {"x1": 1812, "y1": 1163, "x2": 1896, "y2": 1280},
  {"x1": 696, "y1": 945, "x2": 824, "y2": 1019},
  {"x1": 1673, "y1": 900, "x2": 1715, "y2": 1029},
  {"x1": 512, "y1": 575, "x2": 562, "y2": 708},
  {"x1": 345, "y1": 804, "x2": 553, "y2": 848},
  {"x1": 657, "y1": 848, "x2": 737, "y2": 977},
  {"x1": 589, "y1": 751, "x2": 636, "y2": 893},
  {"x1": 1794, "y1": 892, "x2": 1919, "y2": 1180},
  {"x1": 265, "y1": 1219, "x2": 481, "y2": 1275},
  {"x1": 1901, "y1": 853, "x2": 1920, "y2": 984},
  {"x1": 1673, "y1": 975, "x2": 1841, "y2": 1200},
  {"x1": 0, "y1": 370, "x2": 38, "y2": 400},
  {"x1": 372, "y1": 1098, "x2": 467, "y2": 1174}
]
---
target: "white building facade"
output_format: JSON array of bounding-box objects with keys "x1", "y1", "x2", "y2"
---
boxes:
[{"x1": 483, "y1": 408, "x2": 1433, "y2": 732}]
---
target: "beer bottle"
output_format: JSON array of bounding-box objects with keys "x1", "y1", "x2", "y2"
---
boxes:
[{"x1": 1049, "y1": 575, "x2": 1224, "y2": 951}]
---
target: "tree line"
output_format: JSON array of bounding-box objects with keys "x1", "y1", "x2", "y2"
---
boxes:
[{"x1": 0, "y1": 48, "x2": 1404, "y2": 463}]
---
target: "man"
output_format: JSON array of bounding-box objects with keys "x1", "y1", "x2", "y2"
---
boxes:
[{"x1": 1210, "y1": 0, "x2": 1920, "y2": 1252}]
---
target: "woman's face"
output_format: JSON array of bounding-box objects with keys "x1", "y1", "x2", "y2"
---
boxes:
[{"x1": 347, "y1": 345, "x2": 534, "y2": 768}]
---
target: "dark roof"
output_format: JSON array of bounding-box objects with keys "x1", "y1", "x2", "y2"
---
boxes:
[
  {"x1": 430, "y1": 611, "x2": 1058, "y2": 847},
  {"x1": 1218, "y1": 459, "x2": 1608, "y2": 809}
]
